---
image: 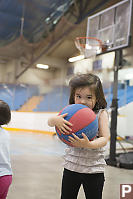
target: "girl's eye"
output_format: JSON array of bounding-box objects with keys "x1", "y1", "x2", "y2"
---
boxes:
[
  {"x1": 87, "y1": 96, "x2": 92, "y2": 99},
  {"x1": 76, "y1": 95, "x2": 81, "y2": 98}
]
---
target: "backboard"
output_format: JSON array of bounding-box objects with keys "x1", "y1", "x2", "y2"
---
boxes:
[{"x1": 86, "y1": 0, "x2": 132, "y2": 54}]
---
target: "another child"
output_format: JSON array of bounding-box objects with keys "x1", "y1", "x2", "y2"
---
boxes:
[
  {"x1": 0, "y1": 100, "x2": 12, "y2": 199},
  {"x1": 48, "y1": 73, "x2": 110, "y2": 199}
]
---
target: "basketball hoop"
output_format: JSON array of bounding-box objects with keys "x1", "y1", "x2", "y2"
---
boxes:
[{"x1": 75, "y1": 37, "x2": 104, "y2": 58}]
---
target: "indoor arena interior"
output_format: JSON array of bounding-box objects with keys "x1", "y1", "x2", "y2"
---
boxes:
[{"x1": 0, "y1": 0, "x2": 133, "y2": 199}]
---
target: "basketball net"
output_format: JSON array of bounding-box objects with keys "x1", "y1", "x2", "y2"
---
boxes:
[{"x1": 75, "y1": 37, "x2": 103, "y2": 59}]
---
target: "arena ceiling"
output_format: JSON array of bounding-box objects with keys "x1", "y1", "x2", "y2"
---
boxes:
[{"x1": 0, "y1": 0, "x2": 122, "y2": 77}]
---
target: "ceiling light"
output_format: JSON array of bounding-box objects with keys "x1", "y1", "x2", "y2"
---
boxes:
[
  {"x1": 36, "y1": 64, "x2": 49, "y2": 69},
  {"x1": 68, "y1": 55, "x2": 84, "y2": 62}
]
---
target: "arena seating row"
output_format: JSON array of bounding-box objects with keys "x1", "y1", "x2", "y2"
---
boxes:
[
  {"x1": 0, "y1": 84, "x2": 39, "y2": 110},
  {"x1": 0, "y1": 84, "x2": 133, "y2": 112},
  {"x1": 34, "y1": 85, "x2": 133, "y2": 112},
  {"x1": 34, "y1": 86, "x2": 69, "y2": 112}
]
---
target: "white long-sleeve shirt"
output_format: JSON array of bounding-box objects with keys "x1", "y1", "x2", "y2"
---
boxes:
[{"x1": 0, "y1": 127, "x2": 12, "y2": 176}]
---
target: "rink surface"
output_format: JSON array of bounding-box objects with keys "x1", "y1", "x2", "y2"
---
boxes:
[{"x1": 8, "y1": 131, "x2": 133, "y2": 199}]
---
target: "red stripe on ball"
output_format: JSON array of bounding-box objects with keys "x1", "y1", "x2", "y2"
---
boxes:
[{"x1": 69, "y1": 108, "x2": 96, "y2": 133}]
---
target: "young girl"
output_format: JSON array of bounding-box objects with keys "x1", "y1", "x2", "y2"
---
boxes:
[
  {"x1": 0, "y1": 100, "x2": 12, "y2": 199},
  {"x1": 48, "y1": 73, "x2": 110, "y2": 199}
]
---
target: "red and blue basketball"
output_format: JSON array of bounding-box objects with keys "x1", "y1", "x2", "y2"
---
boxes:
[{"x1": 55, "y1": 104, "x2": 98, "y2": 146}]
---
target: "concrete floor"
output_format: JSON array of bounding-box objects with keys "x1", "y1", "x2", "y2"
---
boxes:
[{"x1": 8, "y1": 131, "x2": 133, "y2": 199}]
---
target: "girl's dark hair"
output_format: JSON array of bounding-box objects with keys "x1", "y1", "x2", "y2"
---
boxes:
[
  {"x1": 69, "y1": 73, "x2": 107, "y2": 112},
  {"x1": 0, "y1": 100, "x2": 11, "y2": 125}
]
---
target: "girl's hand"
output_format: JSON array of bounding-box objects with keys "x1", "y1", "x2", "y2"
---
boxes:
[
  {"x1": 68, "y1": 133, "x2": 92, "y2": 148},
  {"x1": 68, "y1": 110, "x2": 110, "y2": 149},
  {"x1": 54, "y1": 113, "x2": 73, "y2": 134}
]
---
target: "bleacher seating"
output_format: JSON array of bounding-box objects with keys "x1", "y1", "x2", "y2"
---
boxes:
[
  {"x1": 0, "y1": 84, "x2": 39, "y2": 110},
  {"x1": 0, "y1": 83, "x2": 133, "y2": 112},
  {"x1": 105, "y1": 85, "x2": 133, "y2": 109},
  {"x1": 34, "y1": 86, "x2": 70, "y2": 112},
  {"x1": 34, "y1": 84, "x2": 133, "y2": 112}
]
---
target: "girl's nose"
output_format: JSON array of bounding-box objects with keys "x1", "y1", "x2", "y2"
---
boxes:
[{"x1": 80, "y1": 99, "x2": 86, "y2": 105}]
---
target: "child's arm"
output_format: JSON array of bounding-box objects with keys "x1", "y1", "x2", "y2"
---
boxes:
[
  {"x1": 48, "y1": 113, "x2": 72, "y2": 134},
  {"x1": 68, "y1": 110, "x2": 110, "y2": 149}
]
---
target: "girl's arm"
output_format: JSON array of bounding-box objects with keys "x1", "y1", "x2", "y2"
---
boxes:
[
  {"x1": 68, "y1": 110, "x2": 110, "y2": 149},
  {"x1": 48, "y1": 113, "x2": 72, "y2": 134}
]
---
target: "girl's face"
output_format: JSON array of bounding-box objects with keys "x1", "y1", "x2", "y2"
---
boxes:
[{"x1": 74, "y1": 86, "x2": 96, "y2": 110}]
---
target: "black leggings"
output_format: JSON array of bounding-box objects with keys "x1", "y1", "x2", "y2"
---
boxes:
[{"x1": 61, "y1": 168, "x2": 105, "y2": 199}]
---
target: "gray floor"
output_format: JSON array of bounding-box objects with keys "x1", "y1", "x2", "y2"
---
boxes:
[{"x1": 8, "y1": 131, "x2": 133, "y2": 199}]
